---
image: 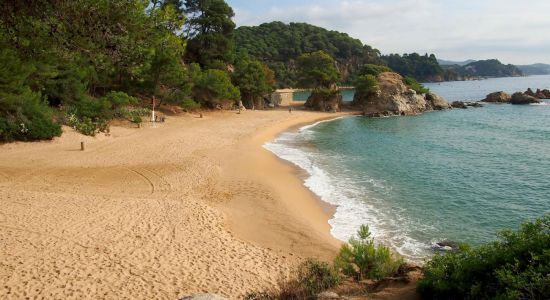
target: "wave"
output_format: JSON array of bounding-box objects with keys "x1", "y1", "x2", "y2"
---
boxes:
[{"x1": 264, "y1": 118, "x2": 433, "y2": 262}]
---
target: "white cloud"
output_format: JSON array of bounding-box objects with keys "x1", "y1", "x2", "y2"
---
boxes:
[{"x1": 233, "y1": 0, "x2": 550, "y2": 64}]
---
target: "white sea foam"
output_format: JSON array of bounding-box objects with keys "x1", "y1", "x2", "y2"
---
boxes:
[{"x1": 264, "y1": 118, "x2": 432, "y2": 262}]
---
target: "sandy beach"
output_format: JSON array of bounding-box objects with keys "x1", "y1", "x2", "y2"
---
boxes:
[{"x1": 0, "y1": 109, "x2": 350, "y2": 299}]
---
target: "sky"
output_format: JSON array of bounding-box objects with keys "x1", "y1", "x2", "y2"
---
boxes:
[{"x1": 226, "y1": 0, "x2": 550, "y2": 65}]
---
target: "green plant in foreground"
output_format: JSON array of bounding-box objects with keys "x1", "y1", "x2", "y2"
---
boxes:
[
  {"x1": 418, "y1": 215, "x2": 550, "y2": 300},
  {"x1": 335, "y1": 225, "x2": 403, "y2": 281},
  {"x1": 403, "y1": 76, "x2": 430, "y2": 94},
  {"x1": 245, "y1": 259, "x2": 340, "y2": 300}
]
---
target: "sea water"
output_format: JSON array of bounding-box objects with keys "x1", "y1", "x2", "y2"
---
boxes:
[{"x1": 265, "y1": 75, "x2": 550, "y2": 262}]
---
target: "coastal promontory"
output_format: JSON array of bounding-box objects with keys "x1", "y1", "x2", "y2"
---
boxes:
[{"x1": 353, "y1": 72, "x2": 451, "y2": 117}]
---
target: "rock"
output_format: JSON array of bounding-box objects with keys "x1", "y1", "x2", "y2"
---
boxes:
[
  {"x1": 432, "y1": 240, "x2": 460, "y2": 252},
  {"x1": 525, "y1": 88, "x2": 536, "y2": 97},
  {"x1": 305, "y1": 90, "x2": 343, "y2": 112},
  {"x1": 467, "y1": 102, "x2": 484, "y2": 107},
  {"x1": 510, "y1": 92, "x2": 541, "y2": 105},
  {"x1": 482, "y1": 91, "x2": 511, "y2": 103},
  {"x1": 451, "y1": 101, "x2": 468, "y2": 109},
  {"x1": 426, "y1": 93, "x2": 451, "y2": 110},
  {"x1": 535, "y1": 89, "x2": 550, "y2": 99},
  {"x1": 317, "y1": 291, "x2": 340, "y2": 299},
  {"x1": 356, "y1": 72, "x2": 449, "y2": 117},
  {"x1": 180, "y1": 294, "x2": 228, "y2": 300}
]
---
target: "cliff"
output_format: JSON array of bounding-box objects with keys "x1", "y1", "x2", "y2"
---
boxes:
[{"x1": 353, "y1": 72, "x2": 450, "y2": 117}]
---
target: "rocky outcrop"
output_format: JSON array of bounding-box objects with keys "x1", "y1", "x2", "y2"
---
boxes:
[
  {"x1": 525, "y1": 88, "x2": 536, "y2": 97},
  {"x1": 426, "y1": 93, "x2": 452, "y2": 110},
  {"x1": 482, "y1": 91, "x2": 511, "y2": 103},
  {"x1": 305, "y1": 91, "x2": 343, "y2": 112},
  {"x1": 510, "y1": 92, "x2": 541, "y2": 105},
  {"x1": 355, "y1": 72, "x2": 450, "y2": 117},
  {"x1": 535, "y1": 89, "x2": 550, "y2": 99},
  {"x1": 451, "y1": 101, "x2": 483, "y2": 109}
]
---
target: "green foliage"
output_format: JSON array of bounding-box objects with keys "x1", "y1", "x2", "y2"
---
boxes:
[
  {"x1": 335, "y1": 225, "x2": 403, "y2": 281},
  {"x1": 235, "y1": 22, "x2": 383, "y2": 87},
  {"x1": 0, "y1": 47, "x2": 61, "y2": 142},
  {"x1": 192, "y1": 69, "x2": 240, "y2": 108},
  {"x1": 232, "y1": 55, "x2": 275, "y2": 108},
  {"x1": 358, "y1": 64, "x2": 392, "y2": 77},
  {"x1": 418, "y1": 215, "x2": 550, "y2": 300},
  {"x1": 297, "y1": 51, "x2": 340, "y2": 89},
  {"x1": 355, "y1": 75, "x2": 379, "y2": 101},
  {"x1": 382, "y1": 53, "x2": 443, "y2": 81},
  {"x1": 403, "y1": 76, "x2": 430, "y2": 94},
  {"x1": 184, "y1": 0, "x2": 236, "y2": 67},
  {"x1": 245, "y1": 259, "x2": 340, "y2": 300}
]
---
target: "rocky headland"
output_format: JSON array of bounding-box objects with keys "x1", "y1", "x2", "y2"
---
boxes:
[{"x1": 352, "y1": 72, "x2": 451, "y2": 117}]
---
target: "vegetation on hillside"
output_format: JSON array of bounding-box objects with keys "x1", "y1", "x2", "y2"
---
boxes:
[
  {"x1": 0, "y1": 0, "x2": 275, "y2": 141},
  {"x1": 235, "y1": 22, "x2": 383, "y2": 87},
  {"x1": 443, "y1": 59, "x2": 524, "y2": 79},
  {"x1": 382, "y1": 53, "x2": 448, "y2": 81}
]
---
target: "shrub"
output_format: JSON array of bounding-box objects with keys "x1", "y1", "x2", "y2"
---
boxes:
[
  {"x1": 358, "y1": 64, "x2": 392, "y2": 77},
  {"x1": 245, "y1": 259, "x2": 340, "y2": 300},
  {"x1": 335, "y1": 225, "x2": 403, "y2": 281},
  {"x1": 403, "y1": 76, "x2": 429, "y2": 94},
  {"x1": 0, "y1": 89, "x2": 62, "y2": 142},
  {"x1": 192, "y1": 69, "x2": 240, "y2": 108},
  {"x1": 418, "y1": 215, "x2": 550, "y2": 300},
  {"x1": 354, "y1": 74, "x2": 379, "y2": 103}
]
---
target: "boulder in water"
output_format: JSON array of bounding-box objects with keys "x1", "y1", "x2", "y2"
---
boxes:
[
  {"x1": 482, "y1": 91, "x2": 511, "y2": 103},
  {"x1": 510, "y1": 92, "x2": 541, "y2": 105},
  {"x1": 432, "y1": 240, "x2": 460, "y2": 252}
]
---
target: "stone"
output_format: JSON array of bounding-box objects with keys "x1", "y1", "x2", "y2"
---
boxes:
[
  {"x1": 426, "y1": 93, "x2": 452, "y2": 110},
  {"x1": 482, "y1": 91, "x2": 511, "y2": 103},
  {"x1": 451, "y1": 101, "x2": 468, "y2": 109},
  {"x1": 355, "y1": 72, "x2": 449, "y2": 117},
  {"x1": 510, "y1": 92, "x2": 541, "y2": 105},
  {"x1": 525, "y1": 88, "x2": 536, "y2": 97},
  {"x1": 305, "y1": 90, "x2": 343, "y2": 112}
]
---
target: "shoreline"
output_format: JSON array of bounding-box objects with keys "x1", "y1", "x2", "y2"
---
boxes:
[
  {"x1": 0, "y1": 109, "x2": 359, "y2": 298},
  {"x1": 211, "y1": 111, "x2": 358, "y2": 261}
]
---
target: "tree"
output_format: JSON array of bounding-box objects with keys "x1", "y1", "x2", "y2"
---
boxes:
[
  {"x1": 192, "y1": 68, "x2": 240, "y2": 108},
  {"x1": 183, "y1": 0, "x2": 235, "y2": 67},
  {"x1": 232, "y1": 56, "x2": 275, "y2": 109},
  {"x1": 296, "y1": 50, "x2": 340, "y2": 89}
]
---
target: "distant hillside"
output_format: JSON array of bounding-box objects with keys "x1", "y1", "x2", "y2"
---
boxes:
[
  {"x1": 382, "y1": 53, "x2": 451, "y2": 82},
  {"x1": 516, "y1": 63, "x2": 550, "y2": 75},
  {"x1": 234, "y1": 22, "x2": 383, "y2": 87},
  {"x1": 443, "y1": 59, "x2": 523, "y2": 79},
  {"x1": 438, "y1": 59, "x2": 477, "y2": 66}
]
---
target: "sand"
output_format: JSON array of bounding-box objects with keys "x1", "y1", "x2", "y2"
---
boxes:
[{"x1": 0, "y1": 109, "x2": 351, "y2": 299}]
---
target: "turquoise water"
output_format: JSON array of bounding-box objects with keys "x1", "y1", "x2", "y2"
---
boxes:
[
  {"x1": 293, "y1": 89, "x2": 355, "y2": 102},
  {"x1": 266, "y1": 76, "x2": 550, "y2": 262}
]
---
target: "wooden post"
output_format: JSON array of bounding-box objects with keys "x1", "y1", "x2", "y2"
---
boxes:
[
  {"x1": 138, "y1": 123, "x2": 141, "y2": 128},
  {"x1": 80, "y1": 142, "x2": 85, "y2": 151},
  {"x1": 199, "y1": 113, "x2": 203, "y2": 118}
]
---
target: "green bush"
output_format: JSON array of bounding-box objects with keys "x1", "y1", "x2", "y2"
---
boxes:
[
  {"x1": 418, "y1": 215, "x2": 550, "y2": 300},
  {"x1": 245, "y1": 259, "x2": 340, "y2": 300},
  {"x1": 0, "y1": 90, "x2": 62, "y2": 142},
  {"x1": 355, "y1": 74, "x2": 379, "y2": 102},
  {"x1": 335, "y1": 225, "x2": 403, "y2": 281},
  {"x1": 358, "y1": 64, "x2": 392, "y2": 77},
  {"x1": 403, "y1": 76, "x2": 430, "y2": 94},
  {"x1": 181, "y1": 98, "x2": 201, "y2": 111},
  {"x1": 192, "y1": 69, "x2": 240, "y2": 108}
]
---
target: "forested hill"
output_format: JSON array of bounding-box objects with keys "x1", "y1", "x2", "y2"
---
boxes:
[
  {"x1": 235, "y1": 22, "x2": 383, "y2": 87},
  {"x1": 442, "y1": 59, "x2": 523, "y2": 79}
]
